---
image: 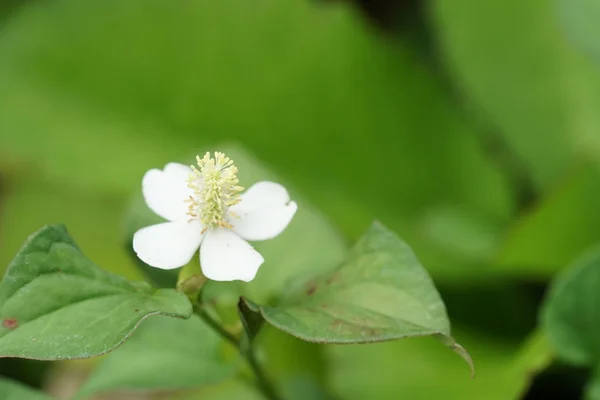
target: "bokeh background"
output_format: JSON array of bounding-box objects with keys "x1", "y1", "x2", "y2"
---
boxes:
[{"x1": 1, "y1": 0, "x2": 599, "y2": 398}]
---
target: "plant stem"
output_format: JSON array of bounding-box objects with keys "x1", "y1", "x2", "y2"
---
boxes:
[
  {"x1": 193, "y1": 303, "x2": 239, "y2": 347},
  {"x1": 193, "y1": 303, "x2": 282, "y2": 400},
  {"x1": 244, "y1": 345, "x2": 281, "y2": 400}
]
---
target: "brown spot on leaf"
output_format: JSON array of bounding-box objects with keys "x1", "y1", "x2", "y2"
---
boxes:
[
  {"x1": 134, "y1": 309, "x2": 140, "y2": 312},
  {"x1": 326, "y1": 272, "x2": 340, "y2": 285},
  {"x1": 331, "y1": 320, "x2": 342, "y2": 328},
  {"x1": 305, "y1": 281, "x2": 318, "y2": 296},
  {"x1": 366, "y1": 328, "x2": 379, "y2": 336},
  {"x1": 3, "y1": 318, "x2": 18, "y2": 329}
]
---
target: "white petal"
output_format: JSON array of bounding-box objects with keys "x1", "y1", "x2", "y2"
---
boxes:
[
  {"x1": 230, "y1": 181, "x2": 298, "y2": 241},
  {"x1": 142, "y1": 162, "x2": 192, "y2": 221},
  {"x1": 200, "y1": 228, "x2": 264, "y2": 282},
  {"x1": 133, "y1": 220, "x2": 204, "y2": 270}
]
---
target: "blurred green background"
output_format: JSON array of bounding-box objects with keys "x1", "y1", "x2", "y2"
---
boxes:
[{"x1": 1, "y1": 0, "x2": 599, "y2": 398}]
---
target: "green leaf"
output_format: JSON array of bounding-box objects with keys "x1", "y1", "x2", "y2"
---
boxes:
[
  {"x1": 507, "y1": 330, "x2": 554, "y2": 397},
  {"x1": 254, "y1": 325, "x2": 333, "y2": 400},
  {"x1": 238, "y1": 297, "x2": 263, "y2": 343},
  {"x1": 433, "y1": 0, "x2": 600, "y2": 185},
  {"x1": 171, "y1": 380, "x2": 265, "y2": 400},
  {"x1": 77, "y1": 315, "x2": 237, "y2": 398},
  {"x1": 0, "y1": 0, "x2": 510, "y2": 240},
  {"x1": 241, "y1": 222, "x2": 472, "y2": 372},
  {"x1": 0, "y1": 379, "x2": 52, "y2": 400},
  {"x1": 0, "y1": 225, "x2": 192, "y2": 360},
  {"x1": 328, "y1": 327, "x2": 543, "y2": 400},
  {"x1": 0, "y1": 179, "x2": 143, "y2": 281},
  {"x1": 586, "y1": 368, "x2": 600, "y2": 400},
  {"x1": 560, "y1": 0, "x2": 600, "y2": 62},
  {"x1": 279, "y1": 377, "x2": 336, "y2": 400},
  {"x1": 495, "y1": 164, "x2": 600, "y2": 278},
  {"x1": 541, "y1": 246, "x2": 600, "y2": 366}
]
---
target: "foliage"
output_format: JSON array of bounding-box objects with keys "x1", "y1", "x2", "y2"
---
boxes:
[{"x1": 1, "y1": 0, "x2": 600, "y2": 398}]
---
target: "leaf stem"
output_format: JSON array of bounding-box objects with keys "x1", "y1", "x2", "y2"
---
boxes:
[
  {"x1": 193, "y1": 303, "x2": 239, "y2": 347},
  {"x1": 244, "y1": 345, "x2": 282, "y2": 400},
  {"x1": 193, "y1": 303, "x2": 282, "y2": 400}
]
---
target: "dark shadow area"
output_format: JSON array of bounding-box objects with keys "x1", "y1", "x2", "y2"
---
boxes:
[
  {"x1": 0, "y1": 359, "x2": 51, "y2": 389},
  {"x1": 524, "y1": 363, "x2": 589, "y2": 400},
  {"x1": 439, "y1": 279, "x2": 547, "y2": 341}
]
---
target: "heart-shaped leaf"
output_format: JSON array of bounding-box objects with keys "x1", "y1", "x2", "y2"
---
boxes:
[
  {"x1": 241, "y1": 222, "x2": 473, "y2": 373},
  {"x1": 77, "y1": 315, "x2": 237, "y2": 398},
  {"x1": 0, "y1": 225, "x2": 192, "y2": 360},
  {"x1": 0, "y1": 379, "x2": 52, "y2": 400}
]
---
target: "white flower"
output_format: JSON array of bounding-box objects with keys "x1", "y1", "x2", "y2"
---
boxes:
[{"x1": 133, "y1": 152, "x2": 298, "y2": 282}]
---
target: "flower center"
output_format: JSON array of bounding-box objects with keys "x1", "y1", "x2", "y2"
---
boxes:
[{"x1": 186, "y1": 152, "x2": 243, "y2": 230}]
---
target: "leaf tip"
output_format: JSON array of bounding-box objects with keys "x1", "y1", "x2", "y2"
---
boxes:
[
  {"x1": 239, "y1": 296, "x2": 260, "y2": 313},
  {"x1": 453, "y1": 341, "x2": 476, "y2": 379},
  {"x1": 438, "y1": 335, "x2": 475, "y2": 378}
]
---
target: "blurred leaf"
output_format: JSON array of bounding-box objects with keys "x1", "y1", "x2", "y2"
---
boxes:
[
  {"x1": 0, "y1": 0, "x2": 511, "y2": 242},
  {"x1": 76, "y1": 315, "x2": 237, "y2": 398},
  {"x1": 242, "y1": 222, "x2": 473, "y2": 372},
  {"x1": 170, "y1": 326, "x2": 333, "y2": 400},
  {"x1": 587, "y1": 368, "x2": 600, "y2": 400},
  {"x1": 329, "y1": 327, "x2": 546, "y2": 400},
  {"x1": 0, "y1": 75, "x2": 186, "y2": 196},
  {"x1": 171, "y1": 380, "x2": 265, "y2": 400},
  {"x1": 507, "y1": 330, "x2": 554, "y2": 397},
  {"x1": 278, "y1": 377, "x2": 337, "y2": 400},
  {"x1": 0, "y1": 379, "x2": 51, "y2": 400},
  {"x1": 541, "y1": 246, "x2": 600, "y2": 366},
  {"x1": 419, "y1": 205, "x2": 500, "y2": 262},
  {"x1": 0, "y1": 225, "x2": 191, "y2": 360},
  {"x1": 433, "y1": 0, "x2": 600, "y2": 185},
  {"x1": 255, "y1": 325, "x2": 333, "y2": 400},
  {"x1": 0, "y1": 178, "x2": 142, "y2": 280},
  {"x1": 495, "y1": 164, "x2": 600, "y2": 277},
  {"x1": 559, "y1": 0, "x2": 600, "y2": 62}
]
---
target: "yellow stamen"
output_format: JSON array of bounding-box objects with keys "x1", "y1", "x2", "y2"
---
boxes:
[{"x1": 186, "y1": 152, "x2": 243, "y2": 229}]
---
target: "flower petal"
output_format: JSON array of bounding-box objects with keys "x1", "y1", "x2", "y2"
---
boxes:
[
  {"x1": 133, "y1": 220, "x2": 204, "y2": 270},
  {"x1": 142, "y1": 162, "x2": 192, "y2": 221},
  {"x1": 200, "y1": 228, "x2": 264, "y2": 282},
  {"x1": 230, "y1": 181, "x2": 298, "y2": 241}
]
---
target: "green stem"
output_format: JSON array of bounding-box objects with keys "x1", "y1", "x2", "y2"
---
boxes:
[
  {"x1": 193, "y1": 303, "x2": 282, "y2": 400},
  {"x1": 193, "y1": 303, "x2": 239, "y2": 347},
  {"x1": 245, "y1": 346, "x2": 281, "y2": 400}
]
